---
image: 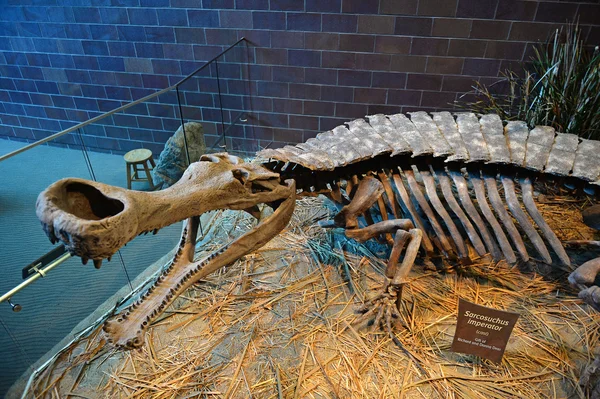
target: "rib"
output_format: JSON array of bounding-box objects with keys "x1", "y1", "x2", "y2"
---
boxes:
[
  {"x1": 469, "y1": 171, "x2": 520, "y2": 263},
  {"x1": 390, "y1": 172, "x2": 435, "y2": 254},
  {"x1": 482, "y1": 173, "x2": 529, "y2": 262},
  {"x1": 448, "y1": 170, "x2": 503, "y2": 261},
  {"x1": 377, "y1": 171, "x2": 400, "y2": 219},
  {"x1": 501, "y1": 174, "x2": 552, "y2": 263},
  {"x1": 402, "y1": 167, "x2": 454, "y2": 258},
  {"x1": 418, "y1": 167, "x2": 469, "y2": 261},
  {"x1": 518, "y1": 176, "x2": 569, "y2": 264},
  {"x1": 435, "y1": 169, "x2": 487, "y2": 257},
  {"x1": 376, "y1": 195, "x2": 394, "y2": 245}
]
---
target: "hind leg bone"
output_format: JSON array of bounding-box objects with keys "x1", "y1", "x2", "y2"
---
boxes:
[{"x1": 347, "y1": 221, "x2": 422, "y2": 331}]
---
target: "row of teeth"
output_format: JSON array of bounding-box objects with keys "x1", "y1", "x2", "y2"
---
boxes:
[
  {"x1": 43, "y1": 222, "x2": 165, "y2": 270},
  {"x1": 81, "y1": 256, "x2": 110, "y2": 269},
  {"x1": 41, "y1": 222, "x2": 61, "y2": 245},
  {"x1": 138, "y1": 228, "x2": 161, "y2": 236},
  {"x1": 104, "y1": 243, "x2": 229, "y2": 348}
]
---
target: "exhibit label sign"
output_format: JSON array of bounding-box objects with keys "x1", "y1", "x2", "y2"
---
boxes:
[{"x1": 451, "y1": 298, "x2": 520, "y2": 363}]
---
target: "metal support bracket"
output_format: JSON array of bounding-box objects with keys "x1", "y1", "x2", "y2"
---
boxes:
[{"x1": 1, "y1": 246, "x2": 72, "y2": 311}]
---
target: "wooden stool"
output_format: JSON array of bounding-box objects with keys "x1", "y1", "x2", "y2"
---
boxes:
[{"x1": 124, "y1": 149, "x2": 156, "y2": 190}]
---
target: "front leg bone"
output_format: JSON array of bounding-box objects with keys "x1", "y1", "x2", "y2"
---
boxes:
[{"x1": 334, "y1": 175, "x2": 384, "y2": 229}]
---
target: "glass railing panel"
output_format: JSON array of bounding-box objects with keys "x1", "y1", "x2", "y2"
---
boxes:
[
  {"x1": 0, "y1": 135, "x2": 134, "y2": 396},
  {"x1": 0, "y1": 38, "x2": 255, "y2": 396},
  {"x1": 175, "y1": 63, "x2": 223, "y2": 155},
  {"x1": 78, "y1": 90, "x2": 184, "y2": 294},
  {"x1": 213, "y1": 40, "x2": 258, "y2": 156}
]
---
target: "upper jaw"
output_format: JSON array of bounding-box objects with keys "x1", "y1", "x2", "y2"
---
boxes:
[{"x1": 36, "y1": 158, "x2": 292, "y2": 262}]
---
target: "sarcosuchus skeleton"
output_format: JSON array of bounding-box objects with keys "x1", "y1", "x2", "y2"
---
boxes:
[{"x1": 36, "y1": 111, "x2": 600, "y2": 350}]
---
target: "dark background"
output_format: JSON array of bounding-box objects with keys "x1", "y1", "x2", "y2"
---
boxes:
[{"x1": 0, "y1": 0, "x2": 599, "y2": 155}]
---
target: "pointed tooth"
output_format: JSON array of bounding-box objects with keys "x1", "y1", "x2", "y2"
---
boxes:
[
  {"x1": 153, "y1": 229, "x2": 159, "y2": 235},
  {"x1": 44, "y1": 222, "x2": 58, "y2": 243},
  {"x1": 107, "y1": 256, "x2": 112, "y2": 262},
  {"x1": 81, "y1": 257, "x2": 89, "y2": 265},
  {"x1": 93, "y1": 259, "x2": 102, "y2": 269}
]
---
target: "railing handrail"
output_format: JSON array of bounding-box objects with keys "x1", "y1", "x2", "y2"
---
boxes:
[{"x1": 0, "y1": 37, "x2": 247, "y2": 163}]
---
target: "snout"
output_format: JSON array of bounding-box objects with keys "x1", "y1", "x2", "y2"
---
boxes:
[{"x1": 36, "y1": 178, "x2": 140, "y2": 261}]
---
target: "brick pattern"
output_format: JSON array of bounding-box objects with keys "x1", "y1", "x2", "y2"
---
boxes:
[{"x1": 0, "y1": 0, "x2": 599, "y2": 155}]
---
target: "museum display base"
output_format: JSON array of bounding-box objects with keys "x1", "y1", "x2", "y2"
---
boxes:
[{"x1": 13, "y1": 193, "x2": 600, "y2": 398}]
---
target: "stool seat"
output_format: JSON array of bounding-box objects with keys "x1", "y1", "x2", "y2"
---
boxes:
[
  {"x1": 124, "y1": 148, "x2": 153, "y2": 164},
  {"x1": 124, "y1": 149, "x2": 156, "y2": 190}
]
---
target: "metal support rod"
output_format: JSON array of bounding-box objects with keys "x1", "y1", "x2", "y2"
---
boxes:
[
  {"x1": 175, "y1": 86, "x2": 191, "y2": 167},
  {"x1": 0, "y1": 252, "x2": 72, "y2": 306},
  {"x1": 215, "y1": 59, "x2": 228, "y2": 150}
]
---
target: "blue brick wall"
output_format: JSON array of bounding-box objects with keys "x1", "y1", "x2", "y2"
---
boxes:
[{"x1": 0, "y1": 0, "x2": 599, "y2": 155}]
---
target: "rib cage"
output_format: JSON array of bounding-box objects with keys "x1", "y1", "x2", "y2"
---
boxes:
[{"x1": 257, "y1": 112, "x2": 593, "y2": 266}]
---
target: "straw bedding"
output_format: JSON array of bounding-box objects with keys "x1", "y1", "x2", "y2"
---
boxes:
[{"x1": 25, "y1": 187, "x2": 600, "y2": 398}]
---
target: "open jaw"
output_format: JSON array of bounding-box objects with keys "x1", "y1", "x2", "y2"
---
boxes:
[{"x1": 36, "y1": 153, "x2": 296, "y2": 348}]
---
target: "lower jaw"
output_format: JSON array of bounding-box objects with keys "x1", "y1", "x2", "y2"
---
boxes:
[{"x1": 102, "y1": 181, "x2": 296, "y2": 349}]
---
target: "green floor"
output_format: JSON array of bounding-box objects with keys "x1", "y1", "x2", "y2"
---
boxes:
[{"x1": 0, "y1": 139, "x2": 182, "y2": 396}]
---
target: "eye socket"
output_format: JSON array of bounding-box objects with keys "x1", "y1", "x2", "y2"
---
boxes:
[
  {"x1": 62, "y1": 182, "x2": 124, "y2": 220},
  {"x1": 232, "y1": 168, "x2": 250, "y2": 185},
  {"x1": 200, "y1": 154, "x2": 221, "y2": 163},
  {"x1": 200, "y1": 153, "x2": 245, "y2": 164}
]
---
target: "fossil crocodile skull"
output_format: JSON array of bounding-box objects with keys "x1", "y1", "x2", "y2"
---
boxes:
[{"x1": 37, "y1": 153, "x2": 295, "y2": 348}]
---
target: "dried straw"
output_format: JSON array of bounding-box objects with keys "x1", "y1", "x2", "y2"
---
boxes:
[{"x1": 27, "y1": 193, "x2": 600, "y2": 398}]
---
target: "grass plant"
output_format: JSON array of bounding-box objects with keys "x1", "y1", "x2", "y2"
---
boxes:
[{"x1": 458, "y1": 23, "x2": 600, "y2": 139}]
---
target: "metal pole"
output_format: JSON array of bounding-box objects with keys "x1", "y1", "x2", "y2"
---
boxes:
[{"x1": 0, "y1": 252, "x2": 72, "y2": 305}]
